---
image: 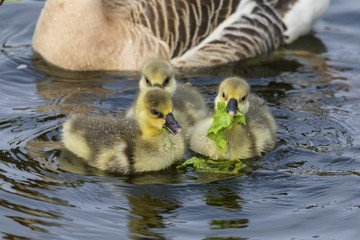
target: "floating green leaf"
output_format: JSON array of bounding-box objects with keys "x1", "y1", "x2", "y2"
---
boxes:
[
  {"x1": 206, "y1": 102, "x2": 246, "y2": 151},
  {"x1": 177, "y1": 157, "x2": 246, "y2": 174}
]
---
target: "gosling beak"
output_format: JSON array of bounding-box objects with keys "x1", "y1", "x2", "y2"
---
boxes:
[
  {"x1": 226, "y1": 98, "x2": 238, "y2": 115},
  {"x1": 164, "y1": 113, "x2": 182, "y2": 136},
  {"x1": 153, "y1": 84, "x2": 162, "y2": 88}
]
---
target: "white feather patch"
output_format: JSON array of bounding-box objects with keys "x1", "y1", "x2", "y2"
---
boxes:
[{"x1": 282, "y1": 0, "x2": 330, "y2": 43}]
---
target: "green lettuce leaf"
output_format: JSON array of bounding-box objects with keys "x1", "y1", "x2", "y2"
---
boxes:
[
  {"x1": 177, "y1": 157, "x2": 246, "y2": 174},
  {"x1": 206, "y1": 101, "x2": 246, "y2": 151},
  {"x1": 162, "y1": 125, "x2": 170, "y2": 134}
]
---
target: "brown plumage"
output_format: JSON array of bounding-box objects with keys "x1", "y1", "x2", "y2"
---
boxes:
[{"x1": 33, "y1": 0, "x2": 329, "y2": 71}]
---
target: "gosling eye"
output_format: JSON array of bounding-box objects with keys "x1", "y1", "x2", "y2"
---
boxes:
[
  {"x1": 241, "y1": 95, "x2": 247, "y2": 102},
  {"x1": 145, "y1": 77, "x2": 151, "y2": 86},
  {"x1": 164, "y1": 77, "x2": 170, "y2": 86},
  {"x1": 222, "y1": 92, "x2": 226, "y2": 99},
  {"x1": 151, "y1": 109, "x2": 159, "y2": 116}
]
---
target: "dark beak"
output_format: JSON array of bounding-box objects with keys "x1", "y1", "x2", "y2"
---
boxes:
[
  {"x1": 164, "y1": 113, "x2": 182, "y2": 136},
  {"x1": 226, "y1": 98, "x2": 238, "y2": 115}
]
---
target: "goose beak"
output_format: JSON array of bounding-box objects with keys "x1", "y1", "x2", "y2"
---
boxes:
[
  {"x1": 164, "y1": 113, "x2": 182, "y2": 136},
  {"x1": 226, "y1": 98, "x2": 238, "y2": 115},
  {"x1": 153, "y1": 84, "x2": 161, "y2": 88}
]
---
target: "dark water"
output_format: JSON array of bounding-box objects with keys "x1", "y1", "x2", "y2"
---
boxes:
[{"x1": 1, "y1": 1, "x2": 360, "y2": 239}]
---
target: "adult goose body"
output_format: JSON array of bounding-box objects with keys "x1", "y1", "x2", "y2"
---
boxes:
[{"x1": 33, "y1": 0, "x2": 329, "y2": 71}]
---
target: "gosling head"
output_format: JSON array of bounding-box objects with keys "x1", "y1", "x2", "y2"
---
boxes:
[
  {"x1": 215, "y1": 77, "x2": 250, "y2": 115},
  {"x1": 139, "y1": 59, "x2": 177, "y2": 95},
  {"x1": 136, "y1": 88, "x2": 182, "y2": 136}
]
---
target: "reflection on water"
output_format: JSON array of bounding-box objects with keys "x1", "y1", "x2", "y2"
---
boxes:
[
  {"x1": 32, "y1": 55, "x2": 139, "y2": 115},
  {"x1": 126, "y1": 193, "x2": 181, "y2": 239},
  {"x1": 1, "y1": 0, "x2": 360, "y2": 239}
]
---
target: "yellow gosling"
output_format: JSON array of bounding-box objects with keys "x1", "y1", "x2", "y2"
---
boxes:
[
  {"x1": 189, "y1": 77, "x2": 277, "y2": 160},
  {"x1": 62, "y1": 88, "x2": 185, "y2": 173},
  {"x1": 127, "y1": 59, "x2": 210, "y2": 139}
]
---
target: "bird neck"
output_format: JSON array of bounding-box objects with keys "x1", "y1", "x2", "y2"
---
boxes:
[
  {"x1": 33, "y1": 0, "x2": 132, "y2": 70},
  {"x1": 140, "y1": 126, "x2": 164, "y2": 140},
  {"x1": 136, "y1": 112, "x2": 164, "y2": 139}
]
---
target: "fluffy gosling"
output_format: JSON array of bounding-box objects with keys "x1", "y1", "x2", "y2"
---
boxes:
[
  {"x1": 189, "y1": 77, "x2": 277, "y2": 160},
  {"x1": 62, "y1": 88, "x2": 185, "y2": 173},
  {"x1": 127, "y1": 59, "x2": 210, "y2": 137}
]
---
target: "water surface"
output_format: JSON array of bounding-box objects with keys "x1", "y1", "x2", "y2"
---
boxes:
[{"x1": 1, "y1": 1, "x2": 360, "y2": 239}]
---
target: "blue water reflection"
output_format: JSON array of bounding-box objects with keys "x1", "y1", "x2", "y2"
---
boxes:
[{"x1": 0, "y1": 1, "x2": 360, "y2": 239}]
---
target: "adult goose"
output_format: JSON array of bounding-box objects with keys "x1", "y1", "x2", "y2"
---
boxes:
[{"x1": 33, "y1": 0, "x2": 329, "y2": 71}]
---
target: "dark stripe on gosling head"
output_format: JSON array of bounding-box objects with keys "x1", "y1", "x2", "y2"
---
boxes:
[{"x1": 143, "y1": 89, "x2": 172, "y2": 109}]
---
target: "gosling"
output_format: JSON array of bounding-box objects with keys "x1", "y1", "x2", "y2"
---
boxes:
[
  {"x1": 62, "y1": 88, "x2": 185, "y2": 173},
  {"x1": 189, "y1": 77, "x2": 277, "y2": 160},
  {"x1": 126, "y1": 59, "x2": 210, "y2": 136}
]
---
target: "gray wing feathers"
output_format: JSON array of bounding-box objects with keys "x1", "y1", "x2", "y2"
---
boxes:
[
  {"x1": 131, "y1": 0, "x2": 241, "y2": 58},
  {"x1": 126, "y1": 0, "x2": 285, "y2": 67},
  {"x1": 172, "y1": 2, "x2": 286, "y2": 67}
]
